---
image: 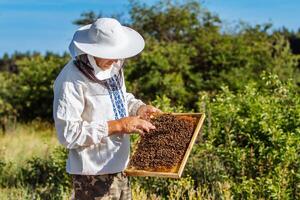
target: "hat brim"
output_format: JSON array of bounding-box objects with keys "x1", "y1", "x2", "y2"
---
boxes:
[{"x1": 72, "y1": 24, "x2": 145, "y2": 59}]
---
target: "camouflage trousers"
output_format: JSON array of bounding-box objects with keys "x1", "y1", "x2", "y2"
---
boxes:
[{"x1": 71, "y1": 172, "x2": 132, "y2": 200}]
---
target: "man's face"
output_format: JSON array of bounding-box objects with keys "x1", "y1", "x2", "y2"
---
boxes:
[{"x1": 94, "y1": 57, "x2": 118, "y2": 70}]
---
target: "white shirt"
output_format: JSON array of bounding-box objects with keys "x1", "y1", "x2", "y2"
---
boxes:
[{"x1": 53, "y1": 58, "x2": 145, "y2": 175}]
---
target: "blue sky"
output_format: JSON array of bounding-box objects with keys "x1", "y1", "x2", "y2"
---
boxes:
[{"x1": 0, "y1": 0, "x2": 299, "y2": 56}]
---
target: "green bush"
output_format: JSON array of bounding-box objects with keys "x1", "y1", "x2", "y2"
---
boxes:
[
  {"x1": 0, "y1": 72, "x2": 17, "y2": 133},
  {"x1": 0, "y1": 53, "x2": 69, "y2": 121},
  {"x1": 21, "y1": 146, "x2": 71, "y2": 199},
  {"x1": 195, "y1": 72, "x2": 300, "y2": 199},
  {"x1": 0, "y1": 160, "x2": 22, "y2": 188}
]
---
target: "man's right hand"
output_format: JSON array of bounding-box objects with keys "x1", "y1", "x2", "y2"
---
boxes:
[{"x1": 108, "y1": 116, "x2": 156, "y2": 136}]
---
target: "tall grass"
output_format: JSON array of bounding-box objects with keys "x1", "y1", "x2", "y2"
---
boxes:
[
  {"x1": 0, "y1": 120, "x2": 58, "y2": 165},
  {"x1": 0, "y1": 187, "x2": 71, "y2": 200},
  {"x1": 0, "y1": 120, "x2": 61, "y2": 198}
]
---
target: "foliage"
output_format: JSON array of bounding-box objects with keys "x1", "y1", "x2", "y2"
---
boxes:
[
  {"x1": 0, "y1": 73, "x2": 299, "y2": 199},
  {"x1": 0, "y1": 53, "x2": 69, "y2": 121},
  {"x1": 0, "y1": 72, "x2": 17, "y2": 133},
  {"x1": 274, "y1": 26, "x2": 300, "y2": 55},
  {"x1": 0, "y1": 0, "x2": 299, "y2": 120},
  {"x1": 125, "y1": 39, "x2": 199, "y2": 107},
  {"x1": 124, "y1": 0, "x2": 299, "y2": 109},
  {"x1": 0, "y1": 0, "x2": 300, "y2": 199},
  {"x1": 193, "y1": 26, "x2": 299, "y2": 90},
  {"x1": 73, "y1": 11, "x2": 100, "y2": 26},
  {"x1": 129, "y1": 0, "x2": 221, "y2": 42},
  {"x1": 195, "y1": 73, "x2": 300, "y2": 199},
  {"x1": 0, "y1": 123, "x2": 69, "y2": 199},
  {"x1": 20, "y1": 146, "x2": 71, "y2": 199},
  {"x1": 0, "y1": 187, "x2": 35, "y2": 200},
  {"x1": 151, "y1": 94, "x2": 185, "y2": 113}
]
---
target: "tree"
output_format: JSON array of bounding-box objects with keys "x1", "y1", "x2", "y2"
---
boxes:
[
  {"x1": 3, "y1": 54, "x2": 70, "y2": 121},
  {"x1": 73, "y1": 11, "x2": 100, "y2": 26}
]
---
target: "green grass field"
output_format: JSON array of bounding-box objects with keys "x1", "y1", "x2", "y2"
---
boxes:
[
  {"x1": 0, "y1": 122, "x2": 64, "y2": 199},
  {"x1": 0, "y1": 121, "x2": 58, "y2": 165}
]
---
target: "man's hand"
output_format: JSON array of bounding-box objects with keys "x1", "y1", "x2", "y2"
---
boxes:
[
  {"x1": 137, "y1": 105, "x2": 162, "y2": 120},
  {"x1": 108, "y1": 116, "x2": 156, "y2": 136}
]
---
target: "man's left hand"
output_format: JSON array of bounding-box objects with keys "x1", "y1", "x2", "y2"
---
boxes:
[{"x1": 137, "y1": 105, "x2": 162, "y2": 120}]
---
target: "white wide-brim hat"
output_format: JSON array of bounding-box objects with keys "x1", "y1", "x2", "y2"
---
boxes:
[{"x1": 69, "y1": 18, "x2": 145, "y2": 59}]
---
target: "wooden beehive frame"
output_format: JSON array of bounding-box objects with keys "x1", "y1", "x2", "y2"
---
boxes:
[{"x1": 125, "y1": 113, "x2": 205, "y2": 178}]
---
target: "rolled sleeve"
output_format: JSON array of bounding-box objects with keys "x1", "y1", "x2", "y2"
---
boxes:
[
  {"x1": 53, "y1": 80, "x2": 108, "y2": 149},
  {"x1": 125, "y1": 92, "x2": 145, "y2": 116}
]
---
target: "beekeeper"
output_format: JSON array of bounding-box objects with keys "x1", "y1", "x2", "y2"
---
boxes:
[{"x1": 53, "y1": 17, "x2": 161, "y2": 200}]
